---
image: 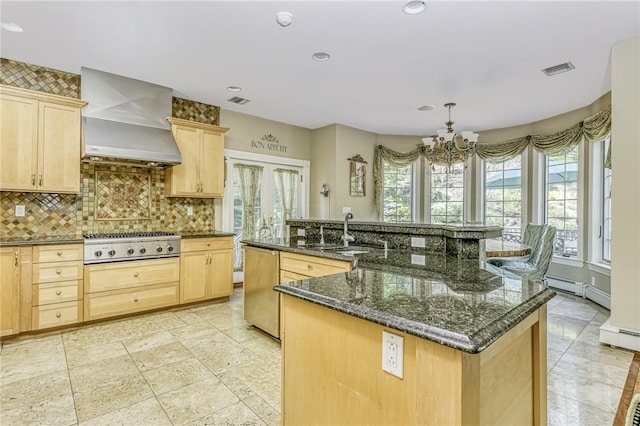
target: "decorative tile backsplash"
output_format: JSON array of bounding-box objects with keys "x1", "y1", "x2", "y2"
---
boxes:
[
  {"x1": 0, "y1": 58, "x2": 81, "y2": 98},
  {"x1": 172, "y1": 96, "x2": 220, "y2": 125},
  {"x1": 95, "y1": 170, "x2": 151, "y2": 220},
  {"x1": 0, "y1": 192, "x2": 78, "y2": 239}
]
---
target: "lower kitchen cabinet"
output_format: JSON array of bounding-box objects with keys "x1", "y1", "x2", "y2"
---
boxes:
[
  {"x1": 180, "y1": 237, "x2": 233, "y2": 303},
  {"x1": 84, "y1": 257, "x2": 180, "y2": 321},
  {"x1": 279, "y1": 251, "x2": 352, "y2": 282},
  {"x1": 31, "y1": 244, "x2": 84, "y2": 331},
  {"x1": 1, "y1": 247, "x2": 22, "y2": 337}
]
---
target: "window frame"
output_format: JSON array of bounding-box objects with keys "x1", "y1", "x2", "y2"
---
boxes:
[
  {"x1": 425, "y1": 161, "x2": 470, "y2": 224},
  {"x1": 379, "y1": 159, "x2": 418, "y2": 223},
  {"x1": 479, "y1": 150, "x2": 528, "y2": 241},
  {"x1": 587, "y1": 138, "x2": 612, "y2": 273}
]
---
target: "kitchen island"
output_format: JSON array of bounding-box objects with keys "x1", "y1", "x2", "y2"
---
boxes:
[{"x1": 243, "y1": 238, "x2": 554, "y2": 425}]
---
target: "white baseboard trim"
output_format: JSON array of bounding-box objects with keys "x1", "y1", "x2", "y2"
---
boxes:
[
  {"x1": 599, "y1": 318, "x2": 640, "y2": 351},
  {"x1": 546, "y1": 276, "x2": 611, "y2": 309}
]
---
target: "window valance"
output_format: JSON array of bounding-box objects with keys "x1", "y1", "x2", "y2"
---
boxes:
[{"x1": 373, "y1": 105, "x2": 611, "y2": 212}]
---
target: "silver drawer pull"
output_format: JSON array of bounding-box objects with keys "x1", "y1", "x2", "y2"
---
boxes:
[
  {"x1": 56, "y1": 269, "x2": 62, "y2": 274},
  {"x1": 134, "y1": 297, "x2": 139, "y2": 302},
  {"x1": 56, "y1": 313, "x2": 62, "y2": 318},
  {"x1": 56, "y1": 251, "x2": 62, "y2": 256},
  {"x1": 56, "y1": 290, "x2": 62, "y2": 295},
  {"x1": 134, "y1": 273, "x2": 139, "y2": 277},
  {"x1": 307, "y1": 264, "x2": 313, "y2": 269}
]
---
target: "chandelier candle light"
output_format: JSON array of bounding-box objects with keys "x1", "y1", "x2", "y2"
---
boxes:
[{"x1": 422, "y1": 103, "x2": 478, "y2": 171}]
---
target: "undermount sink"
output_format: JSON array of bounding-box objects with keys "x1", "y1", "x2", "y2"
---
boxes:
[
  {"x1": 336, "y1": 249, "x2": 370, "y2": 256},
  {"x1": 303, "y1": 244, "x2": 371, "y2": 255}
]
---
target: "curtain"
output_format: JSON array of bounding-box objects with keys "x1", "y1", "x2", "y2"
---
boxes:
[
  {"x1": 373, "y1": 106, "x2": 612, "y2": 210},
  {"x1": 373, "y1": 144, "x2": 425, "y2": 212},
  {"x1": 274, "y1": 168, "x2": 299, "y2": 236},
  {"x1": 233, "y1": 164, "x2": 263, "y2": 241}
]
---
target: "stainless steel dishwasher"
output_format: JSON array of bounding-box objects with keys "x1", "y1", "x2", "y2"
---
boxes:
[{"x1": 243, "y1": 246, "x2": 280, "y2": 338}]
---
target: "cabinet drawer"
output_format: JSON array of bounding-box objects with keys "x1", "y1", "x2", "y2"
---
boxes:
[
  {"x1": 33, "y1": 281, "x2": 82, "y2": 305},
  {"x1": 181, "y1": 237, "x2": 233, "y2": 253},
  {"x1": 84, "y1": 258, "x2": 179, "y2": 293},
  {"x1": 84, "y1": 282, "x2": 179, "y2": 321},
  {"x1": 280, "y1": 270, "x2": 311, "y2": 283},
  {"x1": 32, "y1": 301, "x2": 81, "y2": 330},
  {"x1": 33, "y1": 261, "x2": 83, "y2": 283},
  {"x1": 280, "y1": 252, "x2": 351, "y2": 278},
  {"x1": 33, "y1": 244, "x2": 83, "y2": 263}
]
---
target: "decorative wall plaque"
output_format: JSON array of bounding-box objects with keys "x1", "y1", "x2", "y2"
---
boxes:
[{"x1": 348, "y1": 154, "x2": 367, "y2": 197}]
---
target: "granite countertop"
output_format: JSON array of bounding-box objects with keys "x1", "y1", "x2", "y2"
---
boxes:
[
  {"x1": 243, "y1": 238, "x2": 555, "y2": 353},
  {"x1": 0, "y1": 236, "x2": 84, "y2": 246},
  {"x1": 177, "y1": 231, "x2": 235, "y2": 238}
]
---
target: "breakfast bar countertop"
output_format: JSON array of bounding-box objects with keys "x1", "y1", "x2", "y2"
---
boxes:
[{"x1": 243, "y1": 238, "x2": 555, "y2": 353}]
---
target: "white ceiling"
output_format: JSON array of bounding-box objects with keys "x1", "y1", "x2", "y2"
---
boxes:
[{"x1": 1, "y1": 1, "x2": 639, "y2": 136}]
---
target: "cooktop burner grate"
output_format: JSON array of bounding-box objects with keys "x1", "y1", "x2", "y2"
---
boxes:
[{"x1": 83, "y1": 231, "x2": 176, "y2": 239}]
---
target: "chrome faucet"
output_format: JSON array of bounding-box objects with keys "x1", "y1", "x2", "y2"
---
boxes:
[{"x1": 342, "y1": 212, "x2": 355, "y2": 247}]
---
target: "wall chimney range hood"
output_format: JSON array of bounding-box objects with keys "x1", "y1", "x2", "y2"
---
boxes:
[{"x1": 81, "y1": 67, "x2": 181, "y2": 168}]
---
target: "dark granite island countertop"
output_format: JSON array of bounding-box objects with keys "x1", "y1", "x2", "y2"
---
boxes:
[{"x1": 244, "y1": 237, "x2": 555, "y2": 353}]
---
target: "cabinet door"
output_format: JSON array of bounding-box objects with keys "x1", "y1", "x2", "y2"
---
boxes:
[
  {"x1": 0, "y1": 94, "x2": 38, "y2": 191},
  {"x1": 200, "y1": 130, "x2": 225, "y2": 197},
  {"x1": 180, "y1": 251, "x2": 209, "y2": 303},
  {"x1": 167, "y1": 125, "x2": 201, "y2": 196},
  {"x1": 209, "y1": 249, "x2": 233, "y2": 298},
  {"x1": 38, "y1": 101, "x2": 81, "y2": 193},
  {"x1": 0, "y1": 248, "x2": 21, "y2": 336}
]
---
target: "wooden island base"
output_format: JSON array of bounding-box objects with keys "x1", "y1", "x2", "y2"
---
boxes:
[{"x1": 280, "y1": 295, "x2": 547, "y2": 426}]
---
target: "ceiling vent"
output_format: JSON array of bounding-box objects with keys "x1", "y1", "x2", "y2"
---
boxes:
[
  {"x1": 542, "y1": 61, "x2": 575, "y2": 76},
  {"x1": 227, "y1": 96, "x2": 251, "y2": 105}
]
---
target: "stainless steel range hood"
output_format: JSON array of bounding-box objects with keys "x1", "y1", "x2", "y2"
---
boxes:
[{"x1": 81, "y1": 67, "x2": 181, "y2": 167}]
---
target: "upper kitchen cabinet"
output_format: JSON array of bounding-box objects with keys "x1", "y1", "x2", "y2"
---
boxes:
[
  {"x1": 165, "y1": 117, "x2": 229, "y2": 198},
  {"x1": 0, "y1": 85, "x2": 87, "y2": 193}
]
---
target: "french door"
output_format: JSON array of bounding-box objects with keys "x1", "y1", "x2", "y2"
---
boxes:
[{"x1": 223, "y1": 150, "x2": 309, "y2": 282}]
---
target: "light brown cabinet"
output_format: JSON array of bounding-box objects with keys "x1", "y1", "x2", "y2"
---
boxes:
[
  {"x1": 0, "y1": 85, "x2": 86, "y2": 193},
  {"x1": 180, "y1": 237, "x2": 234, "y2": 303},
  {"x1": 31, "y1": 244, "x2": 83, "y2": 330},
  {"x1": 1, "y1": 247, "x2": 21, "y2": 337},
  {"x1": 165, "y1": 118, "x2": 229, "y2": 198},
  {"x1": 279, "y1": 251, "x2": 351, "y2": 282},
  {"x1": 84, "y1": 258, "x2": 179, "y2": 321}
]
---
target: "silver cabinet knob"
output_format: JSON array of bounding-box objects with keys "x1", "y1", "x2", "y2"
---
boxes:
[
  {"x1": 134, "y1": 297, "x2": 139, "y2": 302},
  {"x1": 56, "y1": 313, "x2": 62, "y2": 318},
  {"x1": 56, "y1": 251, "x2": 62, "y2": 256},
  {"x1": 56, "y1": 269, "x2": 62, "y2": 274},
  {"x1": 56, "y1": 290, "x2": 62, "y2": 295},
  {"x1": 134, "y1": 272, "x2": 139, "y2": 277}
]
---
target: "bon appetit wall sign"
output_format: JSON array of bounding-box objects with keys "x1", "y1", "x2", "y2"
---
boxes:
[{"x1": 251, "y1": 134, "x2": 287, "y2": 153}]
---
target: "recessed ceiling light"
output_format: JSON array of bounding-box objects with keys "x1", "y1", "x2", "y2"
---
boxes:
[
  {"x1": 227, "y1": 86, "x2": 242, "y2": 92},
  {"x1": 418, "y1": 105, "x2": 435, "y2": 111},
  {"x1": 312, "y1": 52, "x2": 331, "y2": 62},
  {"x1": 1, "y1": 22, "x2": 23, "y2": 32},
  {"x1": 276, "y1": 12, "x2": 293, "y2": 27},
  {"x1": 403, "y1": 1, "x2": 426, "y2": 15}
]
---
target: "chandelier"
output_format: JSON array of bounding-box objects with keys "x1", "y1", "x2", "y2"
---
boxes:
[{"x1": 422, "y1": 103, "x2": 478, "y2": 171}]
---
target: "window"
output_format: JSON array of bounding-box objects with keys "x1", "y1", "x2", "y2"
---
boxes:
[
  {"x1": 430, "y1": 163, "x2": 464, "y2": 224},
  {"x1": 602, "y1": 140, "x2": 612, "y2": 263},
  {"x1": 546, "y1": 145, "x2": 579, "y2": 257},
  {"x1": 382, "y1": 160, "x2": 414, "y2": 222},
  {"x1": 484, "y1": 156, "x2": 523, "y2": 242}
]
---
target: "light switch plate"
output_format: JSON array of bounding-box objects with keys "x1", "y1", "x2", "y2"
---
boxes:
[
  {"x1": 187, "y1": 206, "x2": 194, "y2": 216},
  {"x1": 411, "y1": 254, "x2": 426, "y2": 266},
  {"x1": 15, "y1": 205, "x2": 25, "y2": 217},
  {"x1": 297, "y1": 228, "x2": 306, "y2": 237},
  {"x1": 382, "y1": 331, "x2": 404, "y2": 378},
  {"x1": 411, "y1": 237, "x2": 426, "y2": 248}
]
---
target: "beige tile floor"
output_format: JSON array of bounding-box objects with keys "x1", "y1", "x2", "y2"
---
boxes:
[{"x1": 0, "y1": 289, "x2": 634, "y2": 425}]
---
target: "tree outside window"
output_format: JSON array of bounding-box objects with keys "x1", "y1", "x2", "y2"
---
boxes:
[
  {"x1": 484, "y1": 156, "x2": 523, "y2": 242},
  {"x1": 431, "y1": 163, "x2": 464, "y2": 224},
  {"x1": 546, "y1": 146, "x2": 579, "y2": 257},
  {"x1": 382, "y1": 161, "x2": 413, "y2": 223}
]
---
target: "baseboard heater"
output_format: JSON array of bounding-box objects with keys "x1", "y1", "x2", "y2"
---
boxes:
[{"x1": 546, "y1": 276, "x2": 611, "y2": 309}]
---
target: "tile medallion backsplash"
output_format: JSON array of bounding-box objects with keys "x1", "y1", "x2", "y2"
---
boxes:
[
  {"x1": 0, "y1": 192, "x2": 78, "y2": 239},
  {"x1": 95, "y1": 170, "x2": 151, "y2": 220}
]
